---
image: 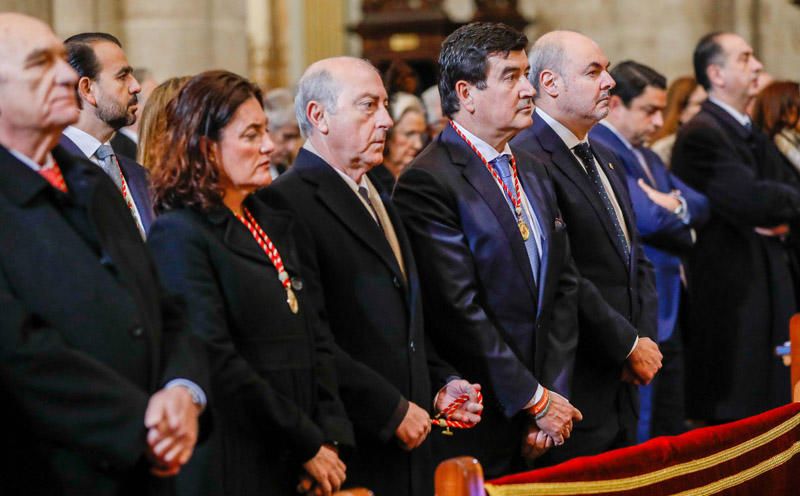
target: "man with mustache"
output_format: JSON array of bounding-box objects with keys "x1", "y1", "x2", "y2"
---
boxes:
[
  {"x1": 60, "y1": 32, "x2": 153, "y2": 237},
  {"x1": 671, "y1": 33, "x2": 800, "y2": 424},
  {"x1": 262, "y1": 56, "x2": 481, "y2": 495},
  {"x1": 393, "y1": 22, "x2": 583, "y2": 477},
  {"x1": 512, "y1": 31, "x2": 662, "y2": 463}
]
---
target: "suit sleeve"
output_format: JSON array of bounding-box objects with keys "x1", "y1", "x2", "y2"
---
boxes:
[
  {"x1": 394, "y1": 167, "x2": 539, "y2": 419},
  {"x1": 147, "y1": 217, "x2": 325, "y2": 463},
  {"x1": 624, "y1": 173, "x2": 694, "y2": 254},
  {"x1": 0, "y1": 266, "x2": 149, "y2": 472},
  {"x1": 673, "y1": 124, "x2": 800, "y2": 227}
]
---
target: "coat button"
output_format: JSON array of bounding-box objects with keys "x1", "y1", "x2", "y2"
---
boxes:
[
  {"x1": 409, "y1": 340, "x2": 416, "y2": 352},
  {"x1": 392, "y1": 276, "x2": 401, "y2": 288},
  {"x1": 291, "y1": 277, "x2": 304, "y2": 291},
  {"x1": 130, "y1": 326, "x2": 144, "y2": 338}
]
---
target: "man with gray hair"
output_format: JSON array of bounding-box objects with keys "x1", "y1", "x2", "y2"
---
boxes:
[
  {"x1": 264, "y1": 87, "x2": 302, "y2": 177},
  {"x1": 512, "y1": 31, "x2": 662, "y2": 463},
  {"x1": 261, "y1": 56, "x2": 481, "y2": 495}
]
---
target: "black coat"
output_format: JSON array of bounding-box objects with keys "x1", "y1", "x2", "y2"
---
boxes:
[
  {"x1": 393, "y1": 124, "x2": 580, "y2": 478},
  {"x1": 0, "y1": 145, "x2": 208, "y2": 496},
  {"x1": 672, "y1": 100, "x2": 800, "y2": 420},
  {"x1": 147, "y1": 198, "x2": 353, "y2": 495},
  {"x1": 512, "y1": 116, "x2": 658, "y2": 462},
  {"x1": 261, "y1": 148, "x2": 454, "y2": 496}
]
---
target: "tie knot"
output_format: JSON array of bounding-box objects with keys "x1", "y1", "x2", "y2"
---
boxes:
[
  {"x1": 357, "y1": 185, "x2": 370, "y2": 203},
  {"x1": 572, "y1": 142, "x2": 594, "y2": 165},
  {"x1": 95, "y1": 144, "x2": 115, "y2": 161},
  {"x1": 490, "y1": 154, "x2": 512, "y2": 178}
]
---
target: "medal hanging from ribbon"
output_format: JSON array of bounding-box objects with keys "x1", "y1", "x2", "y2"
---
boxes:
[
  {"x1": 431, "y1": 390, "x2": 483, "y2": 436},
  {"x1": 233, "y1": 207, "x2": 299, "y2": 314},
  {"x1": 449, "y1": 121, "x2": 530, "y2": 241}
]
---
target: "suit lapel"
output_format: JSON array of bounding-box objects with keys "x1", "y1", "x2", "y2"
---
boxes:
[
  {"x1": 294, "y1": 150, "x2": 406, "y2": 283},
  {"x1": 534, "y1": 120, "x2": 629, "y2": 267},
  {"x1": 442, "y1": 126, "x2": 539, "y2": 304},
  {"x1": 117, "y1": 156, "x2": 154, "y2": 231}
]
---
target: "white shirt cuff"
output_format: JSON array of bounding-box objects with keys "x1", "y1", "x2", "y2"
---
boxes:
[{"x1": 165, "y1": 378, "x2": 207, "y2": 412}]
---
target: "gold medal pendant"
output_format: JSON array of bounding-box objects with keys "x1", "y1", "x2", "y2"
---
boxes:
[
  {"x1": 518, "y1": 220, "x2": 530, "y2": 241},
  {"x1": 286, "y1": 287, "x2": 299, "y2": 314}
]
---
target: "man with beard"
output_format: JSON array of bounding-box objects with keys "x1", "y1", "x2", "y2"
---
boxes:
[
  {"x1": 60, "y1": 32, "x2": 153, "y2": 237},
  {"x1": 511, "y1": 31, "x2": 662, "y2": 463}
]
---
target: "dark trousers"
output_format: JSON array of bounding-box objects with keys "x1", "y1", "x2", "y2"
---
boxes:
[{"x1": 638, "y1": 325, "x2": 686, "y2": 442}]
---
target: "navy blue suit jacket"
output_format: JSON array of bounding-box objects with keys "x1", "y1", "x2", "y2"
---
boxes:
[
  {"x1": 59, "y1": 134, "x2": 155, "y2": 234},
  {"x1": 394, "y1": 124, "x2": 579, "y2": 477},
  {"x1": 590, "y1": 124, "x2": 709, "y2": 341}
]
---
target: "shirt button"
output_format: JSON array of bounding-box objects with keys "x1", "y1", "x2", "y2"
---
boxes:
[{"x1": 130, "y1": 327, "x2": 144, "y2": 338}]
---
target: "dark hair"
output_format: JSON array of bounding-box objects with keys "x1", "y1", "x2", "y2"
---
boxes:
[
  {"x1": 149, "y1": 70, "x2": 263, "y2": 213},
  {"x1": 609, "y1": 60, "x2": 666, "y2": 106},
  {"x1": 693, "y1": 32, "x2": 726, "y2": 91},
  {"x1": 64, "y1": 32, "x2": 122, "y2": 80},
  {"x1": 752, "y1": 81, "x2": 800, "y2": 138},
  {"x1": 438, "y1": 22, "x2": 528, "y2": 117}
]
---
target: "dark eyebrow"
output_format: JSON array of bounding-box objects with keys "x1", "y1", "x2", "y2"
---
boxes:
[
  {"x1": 115, "y1": 65, "x2": 133, "y2": 78},
  {"x1": 583, "y1": 62, "x2": 605, "y2": 73}
]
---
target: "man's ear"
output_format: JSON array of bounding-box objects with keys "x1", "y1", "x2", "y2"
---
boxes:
[
  {"x1": 706, "y1": 64, "x2": 724, "y2": 90},
  {"x1": 77, "y1": 76, "x2": 96, "y2": 107},
  {"x1": 306, "y1": 100, "x2": 329, "y2": 134},
  {"x1": 539, "y1": 70, "x2": 559, "y2": 98},
  {"x1": 455, "y1": 80, "x2": 476, "y2": 113}
]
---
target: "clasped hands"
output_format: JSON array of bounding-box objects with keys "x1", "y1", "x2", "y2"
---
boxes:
[
  {"x1": 144, "y1": 386, "x2": 202, "y2": 477},
  {"x1": 522, "y1": 391, "x2": 582, "y2": 460},
  {"x1": 395, "y1": 379, "x2": 483, "y2": 451}
]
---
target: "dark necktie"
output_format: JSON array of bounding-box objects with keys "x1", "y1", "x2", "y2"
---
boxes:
[
  {"x1": 572, "y1": 142, "x2": 629, "y2": 257},
  {"x1": 489, "y1": 154, "x2": 541, "y2": 285}
]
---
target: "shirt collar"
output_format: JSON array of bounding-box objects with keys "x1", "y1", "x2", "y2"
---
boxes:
[
  {"x1": 8, "y1": 148, "x2": 54, "y2": 172},
  {"x1": 535, "y1": 107, "x2": 587, "y2": 150},
  {"x1": 450, "y1": 119, "x2": 513, "y2": 163},
  {"x1": 63, "y1": 125, "x2": 105, "y2": 159},
  {"x1": 708, "y1": 96, "x2": 751, "y2": 128},
  {"x1": 302, "y1": 140, "x2": 371, "y2": 193},
  {"x1": 599, "y1": 120, "x2": 634, "y2": 151}
]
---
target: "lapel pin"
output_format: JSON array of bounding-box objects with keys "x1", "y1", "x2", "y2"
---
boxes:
[{"x1": 608, "y1": 162, "x2": 615, "y2": 170}]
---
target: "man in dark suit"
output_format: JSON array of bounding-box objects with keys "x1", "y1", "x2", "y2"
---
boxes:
[
  {"x1": 590, "y1": 61, "x2": 711, "y2": 441},
  {"x1": 262, "y1": 56, "x2": 480, "y2": 496},
  {"x1": 393, "y1": 22, "x2": 582, "y2": 478},
  {"x1": 511, "y1": 31, "x2": 662, "y2": 463},
  {"x1": 672, "y1": 32, "x2": 800, "y2": 423},
  {"x1": 60, "y1": 32, "x2": 153, "y2": 237},
  {"x1": 0, "y1": 14, "x2": 208, "y2": 496}
]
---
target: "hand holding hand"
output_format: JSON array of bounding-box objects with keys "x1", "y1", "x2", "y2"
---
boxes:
[
  {"x1": 521, "y1": 423, "x2": 554, "y2": 461},
  {"x1": 626, "y1": 337, "x2": 663, "y2": 385},
  {"x1": 395, "y1": 401, "x2": 431, "y2": 450},
  {"x1": 533, "y1": 391, "x2": 582, "y2": 446},
  {"x1": 302, "y1": 445, "x2": 346, "y2": 496},
  {"x1": 638, "y1": 179, "x2": 681, "y2": 211},
  {"x1": 434, "y1": 380, "x2": 483, "y2": 426},
  {"x1": 144, "y1": 386, "x2": 201, "y2": 475}
]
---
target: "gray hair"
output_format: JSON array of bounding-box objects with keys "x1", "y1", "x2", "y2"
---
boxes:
[
  {"x1": 295, "y1": 68, "x2": 340, "y2": 138},
  {"x1": 264, "y1": 87, "x2": 297, "y2": 132},
  {"x1": 390, "y1": 92, "x2": 425, "y2": 123},
  {"x1": 528, "y1": 37, "x2": 566, "y2": 93},
  {"x1": 420, "y1": 85, "x2": 442, "y2": 125}
]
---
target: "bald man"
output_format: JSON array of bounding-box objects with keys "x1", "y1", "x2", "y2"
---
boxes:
[
  {"x1": 261, "y1": 57, "x2": 480, "y2": 495},
  {"x1": 0, "y1": 14, "x2": 207, "y2": 496},
  {"x1": 512, "y1": 31, "x2": 661, "y2": 462}
]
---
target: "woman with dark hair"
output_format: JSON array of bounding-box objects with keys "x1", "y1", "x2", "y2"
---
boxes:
[
  {"x1": 753, "y1": 80, "x2": 800, "y2": 175},
  {"x1": 147, "y1": 70, "x2": 352, "y2": 495},
  {"x1": 650, "y1": 76, "x2": 706, "y2": 168}
]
